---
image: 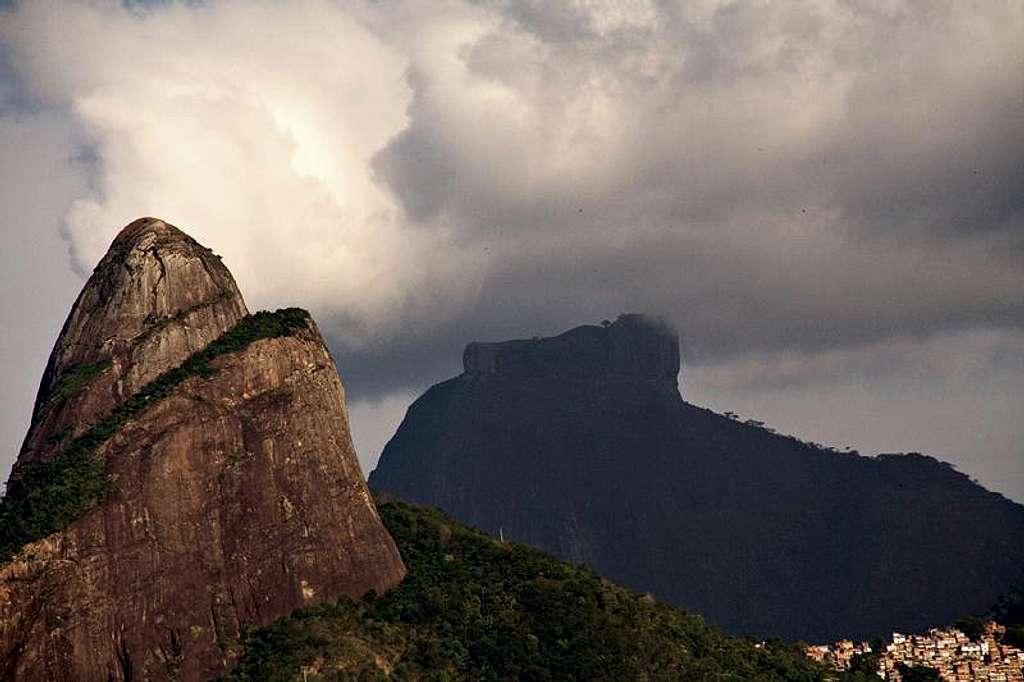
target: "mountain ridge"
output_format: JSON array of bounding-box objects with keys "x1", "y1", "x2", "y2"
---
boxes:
[{"x1": 370, "y1": 314, "x2": 1024, "y2": 642}]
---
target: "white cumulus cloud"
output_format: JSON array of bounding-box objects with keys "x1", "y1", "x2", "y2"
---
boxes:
[{"x1": 2, "y1": 0, "x2": 485, "y2": 347}]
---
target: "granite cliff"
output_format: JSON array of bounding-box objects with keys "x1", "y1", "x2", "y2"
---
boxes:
[
  {"x1": 0, "y1": 218, "x2": 405, "y2": 680},
  {"x1": 370, "y1": 314, "x2": 1024, "y2": 642}
]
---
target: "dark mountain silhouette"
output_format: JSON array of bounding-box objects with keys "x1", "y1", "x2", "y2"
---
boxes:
[
  {"x1": 370, "y1": 314, "x2": 1024, "y2": 642},
  {"x1": 0, "y1": 218, "x2": 404, "y2": 681}
]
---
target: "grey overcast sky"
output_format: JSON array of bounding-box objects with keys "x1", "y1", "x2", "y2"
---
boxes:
[{"x1": 1, "y1": 0, "x2": 1022, "y2": 501}]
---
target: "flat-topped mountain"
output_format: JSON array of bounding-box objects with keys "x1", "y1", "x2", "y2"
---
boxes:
[
  {"x1": 0, "y1": 218, "x2": 404, "y2": 680},
  {"x1": 463, "y1": 313, "x2": 679, "y2": 382},
  {"x1": 370, "y1": 314, "x2": 1024, "y2": 642}
]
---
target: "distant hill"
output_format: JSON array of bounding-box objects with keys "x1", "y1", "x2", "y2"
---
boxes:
[
  {"x1": 226, "y1": 496, "x2": 847, "y2": 681},
  {"x1": 370, "y1": 314, "x2": 1024, "y2": 642}
]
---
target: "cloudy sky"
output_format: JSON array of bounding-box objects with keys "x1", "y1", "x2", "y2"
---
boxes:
[{"x1": 1, "y1": 0, "x2": 1022, "y2": 501}]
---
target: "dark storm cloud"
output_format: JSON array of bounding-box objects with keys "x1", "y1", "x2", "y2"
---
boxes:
[{"x1": 352, "y1": 0, "x2": 1024, "y2": 400}]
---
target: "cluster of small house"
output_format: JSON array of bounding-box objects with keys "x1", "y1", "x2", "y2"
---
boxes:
[
  {"x1": 805, "y1": 638, "x2": 873, "y2": 671},
  {"x1": 806, "y1": 622, "x2": 1024, "y2": 680}
]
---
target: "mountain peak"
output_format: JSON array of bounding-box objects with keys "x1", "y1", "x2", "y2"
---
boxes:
[
  {"x1": 92, "y1": 216, "x2": 244, "y2": 323},
  {"x1": 20, "y1": 217, "x2": 248, "y2": 464},
  {"x1": 463, "y1": 313, "x2": 680, "y2": 383},
  {"x1": 110, "y1": 215, "x2": 178, "y2": 241},
  {"x1": 1, "y1": 219, "x2": 404, "y2": 680}
]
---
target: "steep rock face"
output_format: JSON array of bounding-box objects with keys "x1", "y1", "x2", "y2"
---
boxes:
[
  {"x1": 19, "y1": 218, "x2": 249, "y2": 469},
  {"x1": 0, "y1": 219, "x2": 405, "y2": 681},
  {"x1": 370, "y1": 315, "x2": 1024, "y2": 642}
]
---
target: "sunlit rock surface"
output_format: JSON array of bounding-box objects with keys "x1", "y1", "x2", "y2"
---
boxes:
[{"x1": 0, "y1": 219, "x2": 404, "y2": 681}]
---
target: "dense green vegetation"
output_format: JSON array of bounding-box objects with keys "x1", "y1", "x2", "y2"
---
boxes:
[
  {"x1": 845, "y1": 652, "x2": 881, "y2": 679},
  {"x1": 0, "y1": 308, "x2": 310, "y2": 564},
  {"x1": 51, "y1": 360, "x2": 113, "y2": 401},
  {"x1": 227, "y1": 497, "x2": 851, "y2": 681}
]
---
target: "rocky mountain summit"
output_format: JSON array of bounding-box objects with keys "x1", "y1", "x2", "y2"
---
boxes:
[
  {"x1": 17, "y1": 218, "x2": 249, "y2": 471},
  {"x1": 370, "y1": 314, "x2": 1024, "y2": 642},
  {"x1": 0, "y1": 218, "x2": 404, "y2": 680},
  {"x1": 462, "y1": 313, "x2": 679, "y2": 383}
]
